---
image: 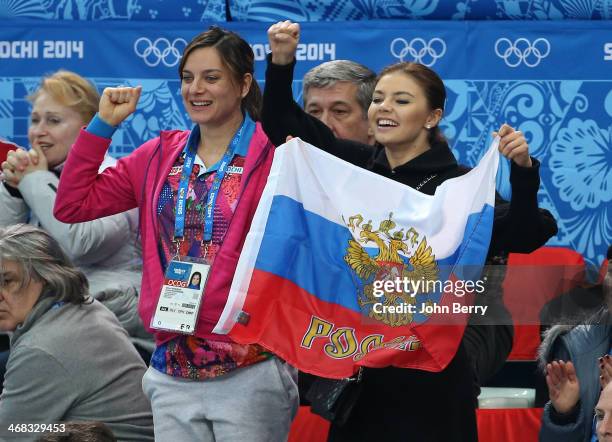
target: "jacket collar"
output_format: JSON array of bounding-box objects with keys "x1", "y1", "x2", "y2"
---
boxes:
[
  {"x1": 10, "y1": 295, "x2": 62, "y2": 346},
  {"x1": 371, "y1": 140, "x2": 458, "y2": 174}
]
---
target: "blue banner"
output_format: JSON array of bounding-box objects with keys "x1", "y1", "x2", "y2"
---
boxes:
[
  {"x1": 1, "y1": 21, "x2": 610, "y2": 80},
  {"x1": 0, "y1": 19, "x2": 610, "y2": 271}
]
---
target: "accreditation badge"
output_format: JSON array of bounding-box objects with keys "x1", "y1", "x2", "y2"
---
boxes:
[{"x1": 151, "y1": 258, "x2": 210, "y2": 334}]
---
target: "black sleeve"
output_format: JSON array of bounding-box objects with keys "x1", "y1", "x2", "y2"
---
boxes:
[
  {"x1": 463, "y1": 260, "x2": 514, "y2": 386},
  {"x1": 262, "y1": 55, "x2": 374, "y2": 168},
  {"x1": 489, "y1": 158, "x2": 558, "y2": 257},
  {"x1": 3, "y1": 181, "x2": 23, "y2": 198}
]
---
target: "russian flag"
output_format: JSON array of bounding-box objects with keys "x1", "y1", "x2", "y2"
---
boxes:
[{"x1": 214, "y1": 138, "x2": 499, "y2": 378}]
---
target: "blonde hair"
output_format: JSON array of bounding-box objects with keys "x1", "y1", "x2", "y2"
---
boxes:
[{"x1": 27, "y1": 70, "x2": 99, "y2": 124}]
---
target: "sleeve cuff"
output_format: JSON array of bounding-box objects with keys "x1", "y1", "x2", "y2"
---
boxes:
[
  {"x1": 3, "y1": 181, "x2": 23, "y2": 198},
  {"x1": 510, "y1": 156, "x2": 540, "y2": 190},
  {"x1": 549, "y1": 400, "x2": 581, "y2": 426},
  {"x1": 266, "y1": 53, "x2": 297, "y2": 81},
  {"x1": 86, "y1": 114, "x2": 117, "y2": 139}
]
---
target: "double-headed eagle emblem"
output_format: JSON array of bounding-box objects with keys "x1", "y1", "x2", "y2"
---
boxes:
[{"x1": 343, "y1": 213, "x2": 439, "y2": 326}]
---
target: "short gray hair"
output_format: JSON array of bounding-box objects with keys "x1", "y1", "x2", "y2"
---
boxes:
[
  {"x1": 303, "y1": 60, "x2": 376, "y2": 117},
  {"x1": 0, "y1": 224, "x2": 88, "y2": 304}
]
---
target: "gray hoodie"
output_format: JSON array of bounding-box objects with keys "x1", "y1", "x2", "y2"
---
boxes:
[{"x1": 0, "y1": 296, "x2": 154, "y2": 441}]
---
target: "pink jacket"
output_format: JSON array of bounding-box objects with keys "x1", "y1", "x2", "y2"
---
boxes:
[{"x1": 55, "y1": 125, "x2": 274, "y2": 345}]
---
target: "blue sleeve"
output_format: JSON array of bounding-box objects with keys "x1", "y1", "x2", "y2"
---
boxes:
[
  {"x1": 540, "y1": 401, "x2": 586, "y2": 441},
  {"x1": 86, "y1": 114, "x2": 117, "y2": 139}
]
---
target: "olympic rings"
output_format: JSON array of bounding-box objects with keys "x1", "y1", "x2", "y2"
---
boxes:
[
  {"x1": 494, "y1": 37, "x2": 550, "y2": 68},
  {"x1": 134, "y1": 37, "x2": 187, "y2": 68},
  {"x1": 390, "y1": 37, "x2": 446, "y2": 66}
]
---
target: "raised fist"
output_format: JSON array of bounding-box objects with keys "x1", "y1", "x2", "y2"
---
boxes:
[
  {"x1": 99, "y1": 86, "x2": 142, "y2": 127},
  {"x1": 267, "y1": 20, "x2": 300, "y2": 66}
]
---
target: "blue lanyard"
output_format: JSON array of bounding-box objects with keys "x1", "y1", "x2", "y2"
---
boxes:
[{"x1": 174, "y1": 116, "x2": 255, "y2": 242}]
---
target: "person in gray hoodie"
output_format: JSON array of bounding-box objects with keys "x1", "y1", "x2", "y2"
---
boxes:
[
  {"x1": 539, "y1": 247, "x2": 612, "y2": 442},
  {"x1": 0, "y1": 224, "x2": 153, "y2": 442}
]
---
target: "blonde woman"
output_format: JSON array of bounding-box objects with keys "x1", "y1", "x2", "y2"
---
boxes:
[{"x1": 0, "y1": 71, "x2": 149, "y2": 353}]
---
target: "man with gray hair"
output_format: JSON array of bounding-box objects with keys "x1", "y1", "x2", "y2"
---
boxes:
[{"x1": 302, "y1": 60, "x2": 376, "y2": 145}]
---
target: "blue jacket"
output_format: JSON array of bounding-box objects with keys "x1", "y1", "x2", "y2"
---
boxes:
[{"x1": 539, "y1": 313, "x2": 612, "y2": 441}]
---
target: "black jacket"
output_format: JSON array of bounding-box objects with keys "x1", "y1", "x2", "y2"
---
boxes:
[
  {"x1": 263, "y1": 57, "x2": 558, "y2": 442},
  {"x1": 262, "y1": 57, "x2": 556, "y2": 256}
]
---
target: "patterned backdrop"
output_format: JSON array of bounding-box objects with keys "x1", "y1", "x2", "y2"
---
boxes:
[
  {"x1": 1, "y1": 0, "x2": 612, "y2": 20},
  {"x1": 0, "y1": 3, "x2": 610, "y2": 273}
]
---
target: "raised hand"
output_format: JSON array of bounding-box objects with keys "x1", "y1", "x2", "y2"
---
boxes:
[
  {"x1": 23, "y1": 145, "x2": 48, "y2": 174},
  {"x1": 546, "y1": 360, "x2": 580, "y2": 414},
  {"x1": 99, "y1": 86, "x2": 142, "y2": 127},
  {"x1": 493, "y1": 123, "x2": 532, "y2": 168},
  {"x1": 267, "y1": 20, "x2": 300, "y2": 66},
  {"x1": 2, "y1": 148, "x2": 31, "y2": 187}
]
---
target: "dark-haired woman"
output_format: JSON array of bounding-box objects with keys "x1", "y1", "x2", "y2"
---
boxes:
[
  {"x1": 188, "y1": 271, "x2": 202, "y2": 290},
  {"x1": 0, "y1": 224, "x2": 153, "y2": 441},
  {"x1": 263, "y1": 21, "x2": 557, "y2": 441},
  {"x1": 54, "y1": 27, "x2": 298, "y2": 442}
]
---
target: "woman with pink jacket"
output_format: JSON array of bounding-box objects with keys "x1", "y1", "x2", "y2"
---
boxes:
[{"x1": 54, "y1": 27, "x2": 298, "y2": 442}]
